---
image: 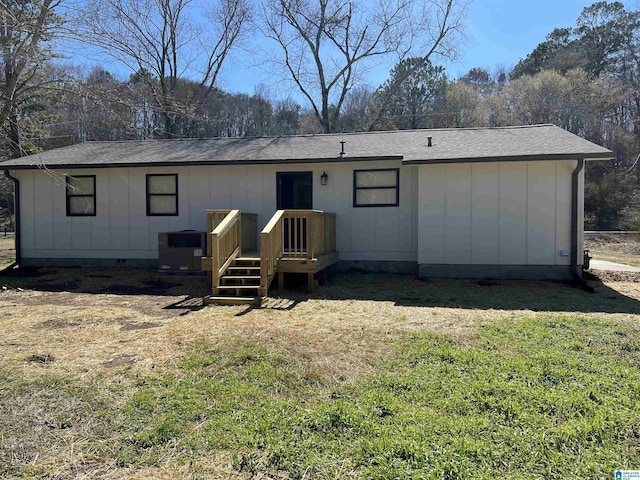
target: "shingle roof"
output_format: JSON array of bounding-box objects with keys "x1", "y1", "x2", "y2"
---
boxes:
[{"x1": 0, "y1": 124, "x2": 613, "y2": 169}]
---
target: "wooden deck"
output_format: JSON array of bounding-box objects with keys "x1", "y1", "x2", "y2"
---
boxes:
[
  {"x1": 201, "y1": 209, "x2": 338, "y2": 304},
  {"x1": 277, "y1": 251, "x2": 340, "y2": 273}
]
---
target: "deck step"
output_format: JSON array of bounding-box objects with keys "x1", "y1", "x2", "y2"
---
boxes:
[
  {"x1": 220, "y1": 277, "x2": 260, "y2": 287},
  {"x1": 226, "y1": 270, "x2": 260, "y2": 276},
  {"x1": 219, "y1": 285, "x2": 261, "y2": 291},
  {"x1": 233, "y1": 258, "x2": 260, "y2": 266},
  {"x1": 206, "y1": 255, "x2": 263, "y2": 305},
  {"x1": 221, "y1": 275, "x2": 261, "y2": 281}
]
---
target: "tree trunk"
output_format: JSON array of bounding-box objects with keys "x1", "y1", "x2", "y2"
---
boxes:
[
  {"x1": 6, "y1": 112, "x2": 21, "y2": 159},
  {"x1": 321, "y1": 96, "x2": 331, "y2": 133},
  {"x1": 165, "y1": 113, "x2": 172, "y2": 139}
]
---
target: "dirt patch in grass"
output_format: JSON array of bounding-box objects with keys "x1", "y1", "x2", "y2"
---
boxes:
[
  {"x1": 120, "y1": 321, "x2": 162, "y2": 331},
  {"x1": 106, "y1": 284, "x2": 168, "y2": 295},
  {"x1": 38, "y1": 280, "x2": 81, "y2": 292},
  {"x1": 35, "y1": 319, "x2": 80, "y2": 329},
  {"x1": 25, "y1": 353, "x2": 55, "y2": 364},
  {"x1": 103, "y1": 354, "x2": 137, "y2": 368}
]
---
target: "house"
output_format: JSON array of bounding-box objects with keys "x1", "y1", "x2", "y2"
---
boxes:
[{"x1": 1, "y1": 125, "x2": 613, "y2": 302}]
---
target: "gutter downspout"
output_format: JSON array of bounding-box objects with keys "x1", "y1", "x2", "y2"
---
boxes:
[
  {"x1": 571, "y1": 158, "x2": 593, "y2": 291},
  {"x1": 3, "y1": 170, "x2": 20, "y2": 269}
]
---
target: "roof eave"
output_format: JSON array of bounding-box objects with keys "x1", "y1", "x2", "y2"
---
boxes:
[
  {"x1": 0, "y1": 155, "x2": 405, "y2": 170},
  {"x1": 402, "y1": 152, "x2": 615, "y2": 165}
]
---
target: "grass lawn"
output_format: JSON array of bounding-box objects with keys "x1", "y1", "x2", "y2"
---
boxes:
[
  {"x1": 1, "y1": 268, "x2": 640, "y2": 478},
  {"x1": 585, "y1": 233, "x2": 640, "y2": 267}
]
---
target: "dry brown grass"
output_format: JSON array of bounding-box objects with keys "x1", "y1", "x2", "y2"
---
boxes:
[
  {"x1": 2, "y1": 268, "x2": 640, "y2": 380},
  {"x1": 0, "y1": 235, "x2": 15, "y2": 269},
  {"x1": 0, "y1": 269, "x2": 497, "y2": 478},
  {"x1": 585, "y1": 232, "x2": 640, "y2": 266},
  {"x1": 2, "y1": 267, "x2": 639, "y2": 389},
  {"x1": 2, "y1": 267, "x2": 640, "y2": 478},
  {"x1": 0, "y1": 271, "x2": 491, "y2": 386}
]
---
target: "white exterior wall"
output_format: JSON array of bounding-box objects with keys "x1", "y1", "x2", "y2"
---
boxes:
[
  {"x1": 15, "y1": 158, "x2": 583, "y2": 272},
  {"x1": 417, "y1": 160, "x2": 579, "y2": 267},
  {"x1": 16, "y1": 160, "x2": 418, "y2": 263}
]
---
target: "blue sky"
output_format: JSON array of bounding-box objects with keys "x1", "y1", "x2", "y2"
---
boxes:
[
  {"x1": 70, "y1": 0, "x2": 636, "y2": 99},
  {"x1": 212, "y1": 0, "x2": 636, "y2": 97},
  {"x1": 454, "y1": 0, "x2": 635, "y2": 77}
]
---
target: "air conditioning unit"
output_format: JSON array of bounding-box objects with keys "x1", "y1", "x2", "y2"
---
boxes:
[{"x1": 158, "y1": 230, "x2": 206, "y2": 272}]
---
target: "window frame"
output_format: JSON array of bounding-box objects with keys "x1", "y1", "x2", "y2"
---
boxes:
[
  {"x1": 146, "y1": 174, "x2": 179, "y2": 216},
  {"x1": 353, "y1": 168, "x2": 400, "y2": 208},
  {"x1": 66, "y1": 175, "x2": 96, "y2": 217}
]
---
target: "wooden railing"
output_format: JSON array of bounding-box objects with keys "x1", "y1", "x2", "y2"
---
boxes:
[
  {"x1": 206, "y1": 209, "x2": 257, "y2": 253},
  {"x1": 282, "y1": 210, "x2": 337, "y2": 259},
  {"x1": 259, "y1": 210, "x2": 284, "y2": 296},
  {"x1": 208, "y1": 210, "x2": 241, "y2": 295}
]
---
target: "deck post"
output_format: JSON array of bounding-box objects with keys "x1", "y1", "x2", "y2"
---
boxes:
[
  {"x1": 238, "y1": 218, "x2": 242, "y2": 258},
  {"x1": 211, "y1": 232, "x2": 220, "y2": 295}
]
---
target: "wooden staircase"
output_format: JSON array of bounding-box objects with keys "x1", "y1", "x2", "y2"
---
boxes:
[
  {"x1": 207, "y1": 256, "x2": 263, "y2": 305},
  {"x1": 202, "y1": 209, "x2": 338, "y2": 306}
]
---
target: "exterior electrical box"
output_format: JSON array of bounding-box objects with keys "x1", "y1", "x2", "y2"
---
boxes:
[{"x1": 158, "y1": 230, "x2": 206, "y2": 272}]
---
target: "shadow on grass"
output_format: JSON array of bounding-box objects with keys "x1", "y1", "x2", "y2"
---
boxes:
[
  {"x1": 2, "y1": 267, "x2": 640, "y2": 315},
  {"x1": 0, "y1": 267, "x2": 210, "y2": 298},
  {"x1": 236, "y1": 297, "x2": 299, "y2": 316},
  {"x1": 163, "y1": 296, "x2": 206, "y2": 316},
  {"x1": 301, "y1": 272, "x2": 640, "y2": 315}
]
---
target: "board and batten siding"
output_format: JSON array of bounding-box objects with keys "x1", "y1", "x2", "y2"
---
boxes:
[
  {"x1": 417, "y1": 160, "x2": 581, "y2": 271},
  {"x1": 16, "y1": 160, "x2": 418, "y2": 264}
]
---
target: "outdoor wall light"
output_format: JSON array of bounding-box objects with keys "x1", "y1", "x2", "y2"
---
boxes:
[{"x1": 320, "y1": 171, "x2": 328, "y2": 185}]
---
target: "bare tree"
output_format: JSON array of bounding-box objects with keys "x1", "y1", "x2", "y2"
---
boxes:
[
  {"x1": 77, "y1": 0, "x2": 251, "y2": 137},
  {"x1": 261, "y1": 0, "x2": 468, "y2": 133},
  {"x1": 1, "y1": 0, "x2": 62, "y2": 158}
]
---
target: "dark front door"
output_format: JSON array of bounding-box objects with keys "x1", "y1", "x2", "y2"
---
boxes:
[
  {"x1": 277, "y1": 172, "x2": 312, "y2": 252},
  {"x1": 277, "y1": 172, "x2": 312, "y2": 210}
]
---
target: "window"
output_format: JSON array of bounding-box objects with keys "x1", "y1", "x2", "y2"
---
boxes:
[
  {"x1": 66, "y1": 175, "x2": 96, "y2": 216},
  {"x1": 146, "y1": 174, "x2": 178, "y2": 216},
  {"x1": 353, "y1": 168, "x2": 399, "y2": 207}
]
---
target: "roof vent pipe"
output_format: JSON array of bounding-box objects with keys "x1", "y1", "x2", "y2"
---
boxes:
[
  {"x1": 339, "y1": 141, "x2": 346, "y2": 157},
  {"x1": 427, "y1": 136, "x2": 433, "y2": 147}
]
